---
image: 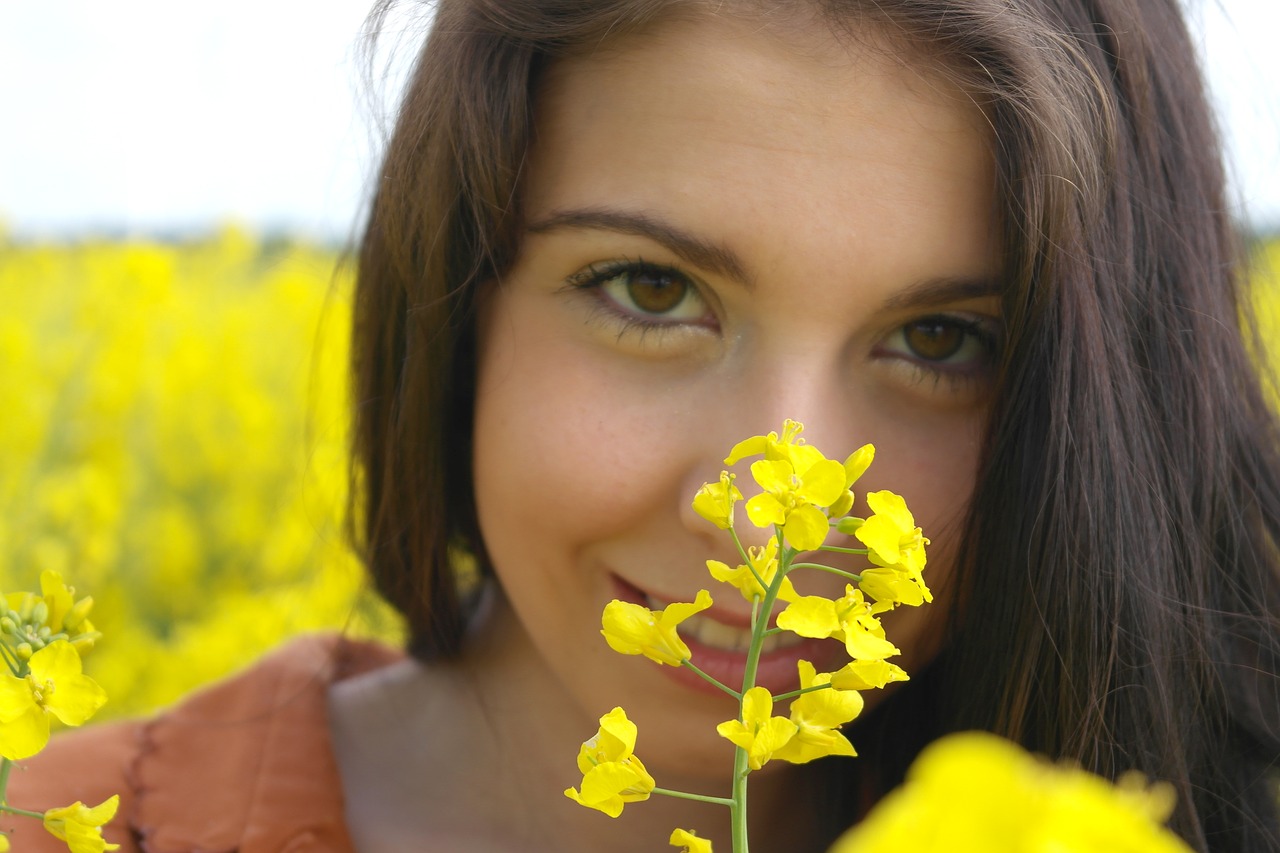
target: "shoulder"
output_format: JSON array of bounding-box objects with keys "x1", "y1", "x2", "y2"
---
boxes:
[{"x1": 4, "y1": 632, "x2": 403, "y2": 853}]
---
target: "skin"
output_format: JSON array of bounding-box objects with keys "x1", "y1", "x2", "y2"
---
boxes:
[{"x1": 330, "y1": 10, "x2": 1000, "y2": 852}]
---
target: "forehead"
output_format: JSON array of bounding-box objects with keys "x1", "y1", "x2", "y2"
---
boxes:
[{"x1": 523, "y1": 11, "x2": 998, "y2": 286}]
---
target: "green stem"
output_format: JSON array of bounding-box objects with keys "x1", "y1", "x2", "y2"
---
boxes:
[
  {"x1": 679, "y1": 660, "x2": 741, "y2": 700},
  {"x1": 789, "y1": 562, "x2": 863, "y2": 582},
  {"x1": 0, "y1": 758, "x2": 11, "y2": 804},
  {"x1": 729, "y1": 527, "x2": 793, "y2": 853},
  {"x1": 0, "y1": 642, "x2": 24, "y2": 677},
  {"x1": 651, "y1": 787, "x2": 735, "y2": 807},
  {"x1": 771, "y1": 682, "x2": 835, "y2": 703},
  {"x1": 731, "y1": 738, "x2": 750, "y2": 853},
  {"x1": 0, "y1": 804, "x2": 43, "y2": 819},
  {"x1": 816, "y1": 545, "x2": 869, "y2": 555},
  {"x1": 729, "y1": 528, "x2": 766, "y2": 590}
]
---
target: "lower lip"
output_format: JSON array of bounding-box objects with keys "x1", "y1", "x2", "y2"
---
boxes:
[{"x1": 609, "y1": 576, "x2": 846, "y2": 698}]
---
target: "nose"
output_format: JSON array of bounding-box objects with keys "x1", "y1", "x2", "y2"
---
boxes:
[{"x1": 677, "y1": 351, "x2": 861, "y2": 550}]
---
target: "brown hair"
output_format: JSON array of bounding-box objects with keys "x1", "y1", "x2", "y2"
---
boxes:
[{"x1": 350, "y1": 1, "x2": 1280, "y2": 849}]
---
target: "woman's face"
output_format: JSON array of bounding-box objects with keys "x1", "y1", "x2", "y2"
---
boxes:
[{"x1": 472, "y1": 12, "x2": 999, "y2": 776}]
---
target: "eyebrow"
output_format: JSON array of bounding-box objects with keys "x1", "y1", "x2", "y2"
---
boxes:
[
  {"x1": 882, "y1": 275, "x2": 1002, "y2": 311},
  {"x1": 525, "y1": 207, "x2": 753, "y2": 287},
  {"x1": 526, "y1": 206, "x2": 1000, "y2": 310}
]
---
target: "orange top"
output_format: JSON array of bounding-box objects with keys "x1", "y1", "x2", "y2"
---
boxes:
[{"x1": 4, "y1": 634, "x2": 401, "y2": 853}]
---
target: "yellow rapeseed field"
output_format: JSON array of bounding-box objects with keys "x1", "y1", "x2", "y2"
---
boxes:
[
  {"x1": 1, "y1": 227, "x2": 1276, "y2": 719},
  {"x1": 0, "y1": 226, "x2": 399, "y2": 717}
]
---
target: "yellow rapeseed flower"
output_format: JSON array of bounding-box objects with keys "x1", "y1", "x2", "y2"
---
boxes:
[
  {"x1": 775, "y1": 586, "x2": 900, "y2": 662},
  {"x1": 828, "y1": 658, "x2": 909, "y2": 691},
  {"x1": 706, "y1": 539, "x2": 797, "y2": 604},
  {"x1": 692, "y1": 472, "x2": 743, "y2": 530},
  {"x1": 601, "y1": 590, "x2": 712, "y2": 666},
  {"x1": 670, "y1": 827, "x2": 713, "y2": 852},
  {"x1": 0, "y1": 640, "x2": 107, "y2": 759},
  {"x1": 828, "y1": 732, "x2": 1193, "y2": 853},
  {"x1": 42, "y1": 795, "x2": 120, "y2": 853},
  {"x1": 744, "y1": 457, "x2": 846, "y2": 551},
  {"x1": 772, "y1": 661, "x2": 863, "y2": 764},
  {"x1": 39, "y1": 570, "x2": 95, "y2": 635},
  {"x1": 716, "y1": 686, "x2": 798, "y2": 770},
  {"x1": 564, "y1": 707, "x2": 656, "y2": 818},
  {"x1": 852, "y1": 491, "x2": 931, "y2": 605}
]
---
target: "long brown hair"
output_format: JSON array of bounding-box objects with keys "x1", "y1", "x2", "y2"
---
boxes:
[{"x1": 350, "y1": 1, "x2": 1280, "y2": 849}]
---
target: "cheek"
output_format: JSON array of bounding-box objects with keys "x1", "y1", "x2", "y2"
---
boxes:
[{"x1": 472, "y1": 302, "x2": 683, "y2": 554}]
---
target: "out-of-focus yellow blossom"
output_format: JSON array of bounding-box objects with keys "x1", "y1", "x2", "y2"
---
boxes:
[
  {"x1": 42, "y1": 795, "x2": 120, "y2": 853},
  {"x1": 564, "y1": 707, "x2": 656, "y2": 818},
  {"x1": 0, "y1": 231, "x2": 400, "y2": 716},
  {"x1": 706, "y1": 540, "x2": 797, "y2": 604},
  {"x1": 829, "y1": 732, "x2": 1193, "y2": 853},
  {"x1": 776, "y1": 585, "x2": 899, "y2": 662},
  {"x1": 772, "y1": 661, "x2": 861, "y2": 764},
  {"x1": 828, "y1": 658, "x2": 909, "y2": 691},
  {"x1": 39, "y1": 570, "x2": 95, "y2": 636},
  {"x1": 669, "y1": 827, "x2": 713, "y2": 852},
  {"x1": 601, "y1": 590, "x2": 712, "y2": 666},
  {"x1": 825, "y1": 443, "x2": 874, "y2": 519},
  {"x1": 716, "y1": 686, "x2": 798, "y2": 771},
  {"x1": 0, "y1": 831, "x2": 9, "y2": 851},
  {"x1": 0, "y1": 640, "x2": 107, "y2": 759},
  {"x1": 692, "y1": 472, "x2": 743, "y2": 530},
  {"x1": 850, "y1": 491, "x2": 931, "y2": 605}
]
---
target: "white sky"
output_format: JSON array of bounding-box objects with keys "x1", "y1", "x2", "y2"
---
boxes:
[{"x1": 0, "y1": 0, "x2": 1276, "y2": 240}]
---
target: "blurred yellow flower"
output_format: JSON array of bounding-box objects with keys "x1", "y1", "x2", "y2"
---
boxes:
[
  {"x1": 772, "y1": 661, "x2": 862, "y2": 764},
  {"x1": 564, "y1": 707, "x2": 656, "y2": 818},
  {"x1": 39, "y1": 569, "x2": 95, "y2": 635},
  {"x1": 601, "y1": 590, "x2": 712, "y2": 666},
  {"x1": 830, "y1": 732, "x2": 1193, "y2": 853},
  {"x1": 715, "y1": 686, "x2": 798, "y2": 770},
  {"x1": 42, "y1": 795, "x2": 120, "y2": 853},
  {"x1": 0, "y1": 640, "x2": 106, "y2": 759},
  {"x1": 0, "y1": 233, "x2": 399, "y2": 717},
  {"x1": 669, "y1": 827, "x2": 713, "y2": 852}
]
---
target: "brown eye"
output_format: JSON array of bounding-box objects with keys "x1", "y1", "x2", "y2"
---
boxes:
[
  {"x1": 903, "y1": 319, "x2": 965, "y2": 361},
  {"x1": 626, "y1": 269, "x2": 688, "y2": 314},
  {"x1": 586, "y1": 261, "x2": 708, "y2": 322}
]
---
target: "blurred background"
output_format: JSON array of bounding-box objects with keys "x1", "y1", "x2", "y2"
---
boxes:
[{"x1": 0, "y1": 1, "x2": 1276, "y2": 717}]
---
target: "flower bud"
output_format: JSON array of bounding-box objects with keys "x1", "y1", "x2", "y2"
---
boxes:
[
  {"x1": 63, "y1": 596, "x2": 95, "y2": 632},
  {"x1": 29, "y1": 600, "x2": 49, "y2": 627},
  {"x1": 70, "y1": 633, "x2": 99, "y2": 655},
  {"x1": 15, "y1": 642, "x2": 33, "y2": 661}
]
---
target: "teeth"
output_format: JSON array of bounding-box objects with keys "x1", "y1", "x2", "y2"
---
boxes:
[{"x1": 645, "y1": 595, "x2": 804, "y2": 654}]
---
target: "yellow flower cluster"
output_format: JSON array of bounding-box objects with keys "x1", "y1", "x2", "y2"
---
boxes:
[
  {"x1": 569, "y1": 420, "x2": 933, "y2": 851},
  {"x1": 0, "y1": 229, "x2": 400, "y2": 717},
  {"x1": 0, "y1": 572, "x2": 118, "y2": 853}
]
